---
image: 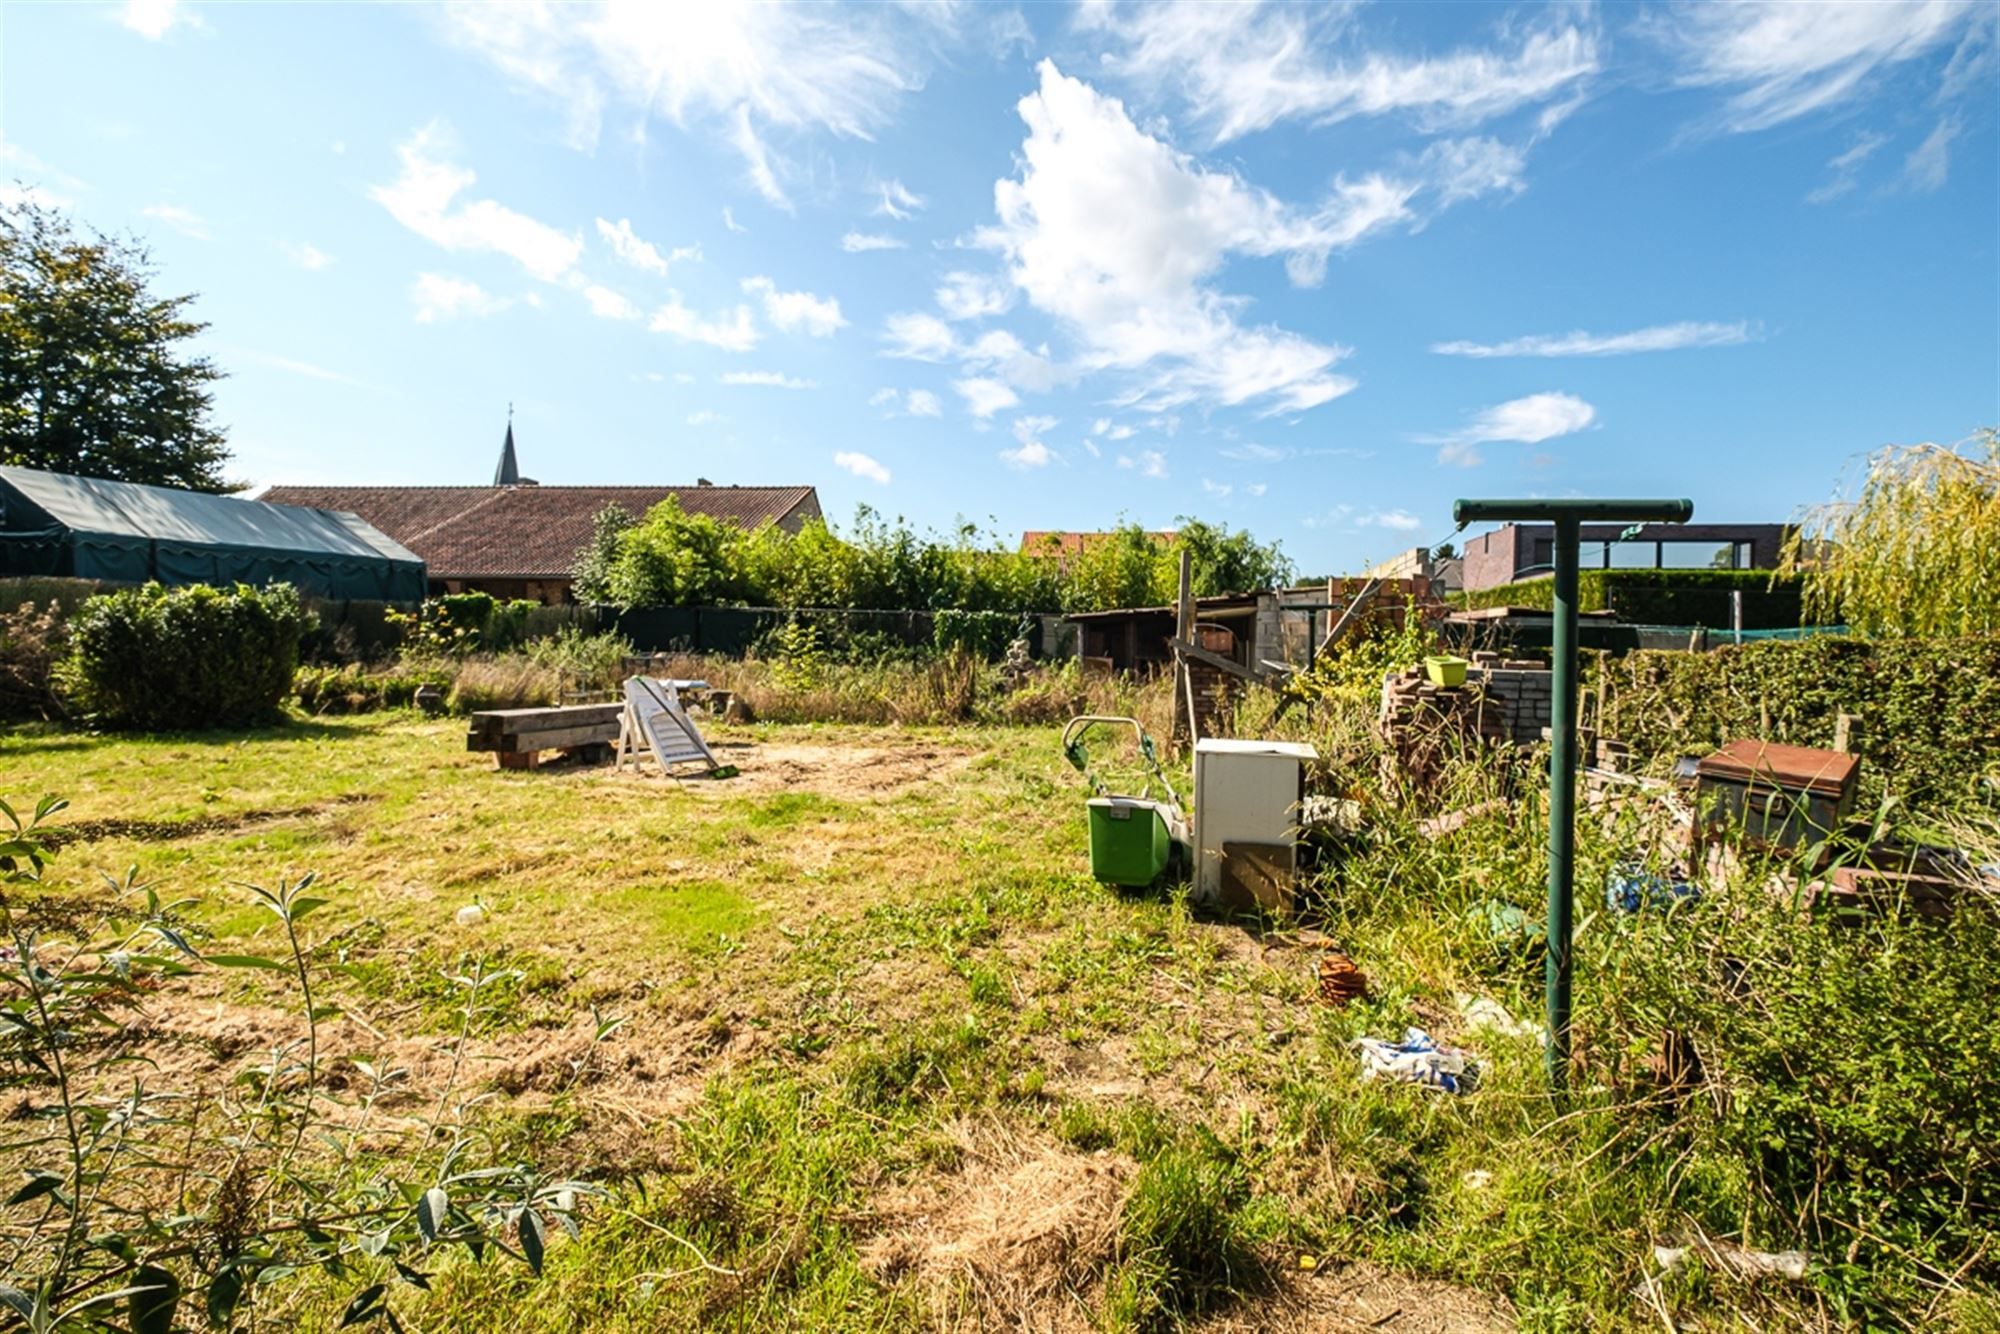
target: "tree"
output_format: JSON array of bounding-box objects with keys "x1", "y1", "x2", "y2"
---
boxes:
[
  {"x1": 1780, "y1": 430, "x2": 2000, "y2": 638},
  {"x1": 0, "y1": 201, "x2": 232, "y2": 491},
  {"x1": 1174, "y1": 516, "x2": 1294, "y2": 596}
]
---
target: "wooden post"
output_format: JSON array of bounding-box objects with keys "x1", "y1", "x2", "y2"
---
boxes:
[
  {"x1": 1833, "y1": 712, "x2": 1859, "y2": 755},
  {"x1": 1172, "y1": 550, "x2": 1194, "y2": 749},
  {"x1": 1176, "y1": 549, "x2": 1194, "y2": 643}
]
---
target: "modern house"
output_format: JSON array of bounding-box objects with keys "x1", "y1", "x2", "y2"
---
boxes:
[
  {"x1": 0, "y1": 463, "x2": 426, "y2": 601},
  {"x1": 1458, "y1": 522, "x2": 1792, "y2": 594},
  {"x1": 263, "y1": 425, "x2": 822, "y2": 604}
]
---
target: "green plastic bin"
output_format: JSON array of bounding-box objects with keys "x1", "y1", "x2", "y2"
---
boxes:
[{"x1": 1086, "y1": 796, "x2": 1173, "y2": 887}]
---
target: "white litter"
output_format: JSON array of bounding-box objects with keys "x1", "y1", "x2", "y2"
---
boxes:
[
  {"x1": 1354, "y1": 1028, "x2": 1476, "y2": 1093},
  {"x1": 454, "y1": 904, "x2": 486, "y2": 927},
  {"x1": 1455, "y1": 993, "x2": 1543, "y2": 1042},
  {"x1": 1654, "y1": 1241, "x2": 1808, "y2": 1282}
]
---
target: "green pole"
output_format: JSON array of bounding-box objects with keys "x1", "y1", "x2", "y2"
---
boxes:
[
  {"x1": 1546, "y1": 516, "x2": 1580, "y2": 1089},
  {"x1": 1452, "y1": 498, "x2": 1693, "y2": 1091}
]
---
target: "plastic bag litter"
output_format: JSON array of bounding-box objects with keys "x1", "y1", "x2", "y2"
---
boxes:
[
  {"x1": 1653, "y1": 1242, "x2": 1808, "y2": 1282},
  {"x1": 1606, "y1": 861, "x2": 1700, "y2": 913},
  {"x1": 1455, "y1": 993, "x2": 1543, "y2": 1043},
  {"x1": 1355, "y1": 1027, "x2": 1477, "y2": 1093}
]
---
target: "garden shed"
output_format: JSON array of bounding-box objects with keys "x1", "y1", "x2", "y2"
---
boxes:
[{"x1": 0, "y1": 464, "x2": 426, "y2": 601}]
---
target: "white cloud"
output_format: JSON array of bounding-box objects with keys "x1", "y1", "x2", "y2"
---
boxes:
[
  {"x1": 721, "y1": 370, "x2": 817, "y2": 389},
  {"x1": 285, "y1": 242, "x2": 334, "y2": 271},
  {"x1": 1002, "y1": 417, "x2": 1058, "y2": 469},
  {"x1": 411, "y1": 272, "x2": 510, "y2": 323},
  {"x1": 834, "y1": 450, "x2": 892, "y2": 484},
  {"x1": 1433, "y1": 321, "x2": 1753, "y2": 358},
  {"x1": 649, "y1": 294, "x2": 759, "y2": 351},
  {"x1": 873, "y1": 178, "x2": 925, "y2": 219},
  {"x1": 1359, "y1": 508, "x2": 1423, "y2": 531},
  {"x1": 980, "y1": 62, "x2": 1506, "y2": 415},
  {"x1": 443, "y1": 4, "x2": 924, "y2": 208},
  {"x1": 842, "y1": 231, "x2": 906, "y2": 252},
  {"x1": 936, "y1": 270, "x2": 1014, "y2": 321},
  {"x1": 870, "y1": 386, "x2": 944, "y2": 418},
  {"x1": 582, "y1": 284, "x2": 641, "y2": 321},
  {"x1": 1002, "y1": 440, "x2": 1056, "y2": 469},
  {"x1": 963, "y1": 329, "x2": 1068, "y2": 393},
  {"x1": 742, "y1": 275, "x2": 846, "y2": 336},
  {"x1": 141, "y1": 204, "x2": 208, "y2": 240},
  {"x1": 1091, "y1": 418, "x2": 1136, "y2": 441},
  {"x1": 1806, "y1": 131, "x2": 1888, "y2": 204},
  {"x1": 1244, "y1": 482, "x2": 1267, "y2": 497},
  {"x1": 954, "y1": 377, "x2": 1019, "y2": 418},
  {"x1": 1116, "y1": 449, "x2": 1168, "y2": 478},
  {"x1": 881, "y1": 311, "x2": 959, "y2": 361},
  {"x1": 722, "y1": 206, "x2": 747, "y2": 234},
  {"x1": 1088, "y1": 3, "x2": 1598, "y2": 143},
  {"x1": 1422, "y1": 391, "x2": 1597, "y2": 466},
  {"x1": 372, "y1": 123, "x2": 581, "y2": 282},
  {"x1": 120, "y1": 0, "x2": 188, "y2": 40},
  {"x1": 686, "y1": 410, "x2": 725, "y2": 426},
  {"x1": 1901, "y1": 115, "x2": 1961, "y2": 193},
  {"x1": 595, "y1": 217, "x2": 697, "y2": 275},
  {"x1": 1201, "y1": 478, "x2": 1232, "y2": 498},
  {"x1": 1658, "y1": 0, "x2": 1980, "y2": 133}
]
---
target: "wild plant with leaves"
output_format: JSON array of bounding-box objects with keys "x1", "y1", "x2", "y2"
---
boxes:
[
  {"x1": 1781, "y1": 428, "x2": 2000, "y2": 638},
  {"x1": 0, "y1": 796, "x2": 585, "y2": 1332}
]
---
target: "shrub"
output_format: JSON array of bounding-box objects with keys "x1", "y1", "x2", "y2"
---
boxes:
[
  {"x1": 294, "y1": 662, "x2": 451, "y2": 715},
  {"x1": 1593, "y1": 635, "x2": 2000, "y2": 816},
  {"x1": 1454, "y1": 569, "x2": 1807, "y2": 627},
  {"x1": 0, "y1": 600, "x2": 67, "y2": 720},
  {"x1": 1594, "y1": 876, "x2": 2000, "y2": 1322},
  {"x1": 524, "y1": 627, "x2": 633, "y2": 694},
  {"x1": 62, "y1": 582, "x2": 309, "y2": 729},
  {"x1": 587, "y1": 499, "x2": 1291, "y2": 614},
  {"x1": 446, "y1": 656, "x2": 561, "y2": 713},
  {"x1": 933, "y1": 608, "x2": 1019, "y2": 660}
]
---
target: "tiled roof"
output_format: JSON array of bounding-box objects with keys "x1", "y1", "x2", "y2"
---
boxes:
[
  {"x1": 1020, "y1": 529, "x2": 1177, "y2": 555},
  {"x1": 259, "y1": 484, "x2": 820, "y2": 580}
]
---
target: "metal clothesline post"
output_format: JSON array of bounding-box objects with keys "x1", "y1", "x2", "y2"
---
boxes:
[{"x1": 1451, "y1": 497, "x2": 1695, "y2": 1092}]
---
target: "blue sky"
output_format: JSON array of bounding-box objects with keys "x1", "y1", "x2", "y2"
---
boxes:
[{"x1": 4, "y1": 0, "x2": 1995, "y2": 574}]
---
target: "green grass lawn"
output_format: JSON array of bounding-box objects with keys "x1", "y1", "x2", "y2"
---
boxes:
[{"x1": 4, "y1": 713, "x2": 1994, "y2": 1331}]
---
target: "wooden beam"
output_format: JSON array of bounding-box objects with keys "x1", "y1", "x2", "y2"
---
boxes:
[
  {"x1": 1169, "y1": 636, "x2": 1269, "y2": 684},
  {"x1": 1317, "y1": 577, "x2": 1383, "y2": 656}
]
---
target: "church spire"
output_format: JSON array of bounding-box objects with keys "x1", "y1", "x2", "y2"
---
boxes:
[{"x1": 494, "y1": 407, "x2": 519, "y2": 486}]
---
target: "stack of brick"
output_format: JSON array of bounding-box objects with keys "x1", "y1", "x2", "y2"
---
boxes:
[
  {"x1": 1467, "y1": 654, "x2": 1554, "y2": 747},
  {"x1": 1378, "y1": 666, "x2": 1504, "y2": 790}
]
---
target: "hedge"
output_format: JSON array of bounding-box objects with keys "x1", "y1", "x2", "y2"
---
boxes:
[
  {"x1": 63, "y1": 582, "x2": 311, "y2": 730},
  {"x1": 1591, "y1": 635, "x2": 2000, "y2": 815},
  {"x1": 1456, "y1": 569, "x2": 1808, "y2": 628}
]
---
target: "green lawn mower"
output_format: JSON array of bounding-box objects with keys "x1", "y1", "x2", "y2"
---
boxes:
[{"x1": 1061, "y1": 715, "x2": 1191, "y2": 888}]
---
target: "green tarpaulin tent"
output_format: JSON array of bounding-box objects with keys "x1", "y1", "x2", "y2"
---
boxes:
[{"x1": 0, "y1": 465, "x2": 426, "y2": 602}]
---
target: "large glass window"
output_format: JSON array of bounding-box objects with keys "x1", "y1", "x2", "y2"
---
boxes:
[
  {"x1": 1660, "y1": 540, "x2": 1745, "y2": 569},
  {"x1": 1606, "y1": 541, "x2": 1658, "y2": 569}
]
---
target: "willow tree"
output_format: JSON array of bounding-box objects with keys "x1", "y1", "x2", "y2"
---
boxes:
[{"x1": 1780, "y1": 430, "x2": 2000, "y2": 637}]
